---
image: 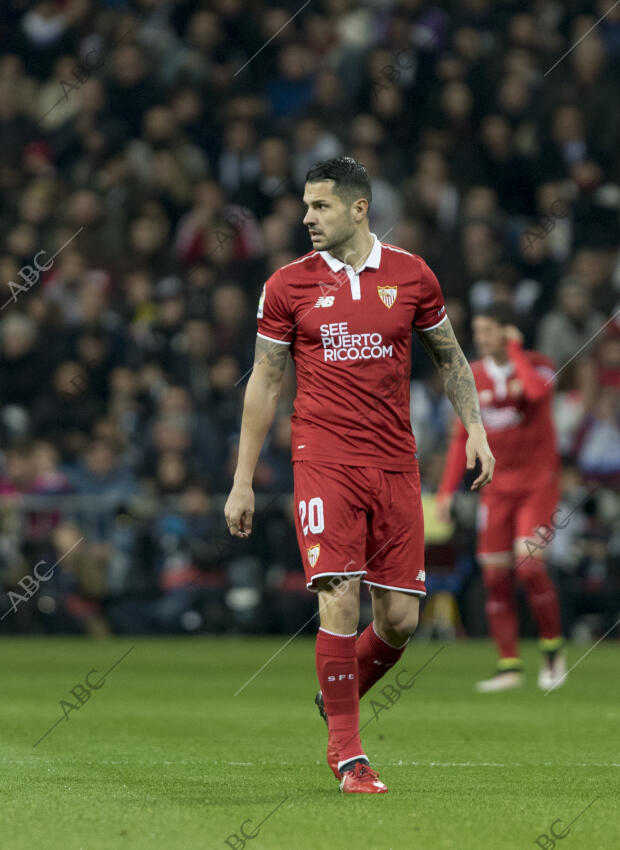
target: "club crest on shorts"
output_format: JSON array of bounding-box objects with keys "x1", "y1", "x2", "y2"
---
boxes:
[
  {"x1": 377, "y1": 285, "x2": 397, "y2": 309},
  {"x1": 307, "y1": 543, "x2": 320, "y2": 568}
]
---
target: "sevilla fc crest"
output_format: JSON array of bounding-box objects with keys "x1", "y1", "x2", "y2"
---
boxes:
[
  {"x1": 307, "y1": 543, "x2": 320, "y2": 569},
  {"x1": 377, "y1": 285, "x2": 397, "y2": 309}
]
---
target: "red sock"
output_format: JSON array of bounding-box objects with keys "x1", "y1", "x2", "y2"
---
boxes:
[
  {"x1": 515, "y1": 558, "x2": 561, "y2": 640},
  {"x1": 482, "y1": 566, "x2": 519, "y2": 661},
  {"x1": 315, "y1": 628, "x2": 365, "y2": 767},
  {"x1": 356, "y1": 623, "x2": 408, "y2": 698}
]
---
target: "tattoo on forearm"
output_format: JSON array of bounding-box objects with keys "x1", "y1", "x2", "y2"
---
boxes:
[
  {"x1": 254, "y1": 335, "x2": 289, "y2": 378},
  {"x1": 415, "y1": 319, "x2": 482, "y2": 427}
]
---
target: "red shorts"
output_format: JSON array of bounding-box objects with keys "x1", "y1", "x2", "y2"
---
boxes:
[
  {"x1": 477, "y1": 484, "x2": 560, "y2": 564},
  {"x1": 292, "y1": 461, "x2": 426, "y2": 595}
]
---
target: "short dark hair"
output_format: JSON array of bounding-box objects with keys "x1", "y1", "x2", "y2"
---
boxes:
[
  {"x1": 474, "y1": 302, "x2": 518, "y2": 327},
  {"x1": 305, "y1": 156, "x2": 372, "y2": 206}
]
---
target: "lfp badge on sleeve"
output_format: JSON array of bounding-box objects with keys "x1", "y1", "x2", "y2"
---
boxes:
[{"x1": 257, "y1": 284, "x2": 266, "y2": 318}]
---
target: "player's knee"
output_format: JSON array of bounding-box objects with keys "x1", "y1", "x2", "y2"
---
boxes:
[
  {"x1": 514, "y1": 558, "x2": 547, "y2": 585},
  {"x1": 379, "y1": 606, "x2": 419, "y2": 641},
  {"x1": 482, "y1": 566, "x2": 510, "y2": 594}
]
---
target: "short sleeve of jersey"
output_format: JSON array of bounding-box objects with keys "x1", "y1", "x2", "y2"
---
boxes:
[
  {"x1": 414, "y1": 259, "x2": 447, "y2": 331},
  {"x1": 256, "y1": 270, "x2": 294, "y2": 344}
]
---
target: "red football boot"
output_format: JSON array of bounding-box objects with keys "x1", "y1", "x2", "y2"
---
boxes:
[
  {"x1": 315, "y1": 691, "x2": 340, "y2": 780},
  {"x1": 339, "y1": 762, "x2": 388, "y2": 794}
]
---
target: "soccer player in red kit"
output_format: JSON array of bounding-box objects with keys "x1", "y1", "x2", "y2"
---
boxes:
[
  {"x1": 437, "y1": 304, "x2": 566, "y2": 693},
  {"x1": 225, "y1": 157, "x2": 494, "y2": 793}
]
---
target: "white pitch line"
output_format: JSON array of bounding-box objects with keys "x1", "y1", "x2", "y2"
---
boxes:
[
  {"x1": 3, "y1": 758, "x2": 620, "y2": 768},
  {"x1": 225, "y1": 760, "x2": 620, "y2": 768}
]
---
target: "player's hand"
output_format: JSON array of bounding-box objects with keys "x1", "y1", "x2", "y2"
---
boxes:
[
  {"x1": 224, "y1": 482, "x2": 255, "y2": 538},
  {"x1": 436, "y1": 493, "x2": 454, "y2": 524},
  {"x1": 504, "y1": 325, "x2": 523, "y2": 345},
  {"x1": 466, "y1": 424, "x2": 495, "y2": 490}
]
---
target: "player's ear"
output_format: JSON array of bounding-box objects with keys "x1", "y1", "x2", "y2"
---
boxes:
[{"x1": 353, "y1": 198, "x2": 369, "y2": 220}]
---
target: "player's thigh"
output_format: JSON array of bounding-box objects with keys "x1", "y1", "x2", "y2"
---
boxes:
[
  {"x1": 364, "y1": 468, "x2": 426, "y2": 596},
  {"x1": 477, "y1": 490, "x2": 517, "y2": 567},
  {"x1": 513, "y1": 484, "x2": 560, "y2": 560},
  {"x1": 293, "y1": 461, "x2": 368, "y2": 591}
]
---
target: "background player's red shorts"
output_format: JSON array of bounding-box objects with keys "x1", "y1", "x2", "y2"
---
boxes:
[
  {"x1": 477, "y1": 484, "x2": 560, "y2": 563},
  {"x1": 292, "y1": 461, "x2": 426, "y2": 595}
]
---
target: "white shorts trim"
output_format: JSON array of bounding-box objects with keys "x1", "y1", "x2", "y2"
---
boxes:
[
  {"x1": 256, "y1": 331, "x2": 291, "y2": 345},
  {"x1": 364, "y1": 580, "x2": 426, "y2": 597},
  {"x1": 306, "y1": 570, "x2": 366, "y2": 592}
]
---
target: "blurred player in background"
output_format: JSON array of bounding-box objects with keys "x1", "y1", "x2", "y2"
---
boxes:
[
  {"x1": 438, "y1": 304, "x2": 566, "y2": 693},
  {"x1": 225, "y1": 157, "x2": 494, "y2": 793}
]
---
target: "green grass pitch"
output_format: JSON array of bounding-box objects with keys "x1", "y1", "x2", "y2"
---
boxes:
[{"x1": 1, "y1": 636, "x2": 619, "y2": 849}]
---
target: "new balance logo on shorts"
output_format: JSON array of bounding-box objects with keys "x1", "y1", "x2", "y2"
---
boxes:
[
  {"x1": 416, "y1": 570, "x2": 426, "y2": 581},
  {"x1": 314, "y1": 295, "x2": 334, "y2": 308}
]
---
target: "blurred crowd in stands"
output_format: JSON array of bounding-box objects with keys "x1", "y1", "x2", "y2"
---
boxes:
[{"x1": 0, "y1": 0, "x2": 618, "y2": 638}]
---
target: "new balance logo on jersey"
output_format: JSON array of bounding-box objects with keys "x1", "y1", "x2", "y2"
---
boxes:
[
  {"x1": 314, "y1": 295, "x2": 334, "y2": 308},
  {"x1": 416, "y1": 570, "x2": 426, "y2": 582}
]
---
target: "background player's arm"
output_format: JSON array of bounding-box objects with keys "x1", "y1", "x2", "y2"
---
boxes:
[
  {"x1": 415, "y1": 318, "x2": 495, "y2": 489},
  {"x1": 225, "y1": 335, "x2": 288, "y2": 537},
  {"x1": 505, "y1": 326, "x2": 553, "y2": 402}
]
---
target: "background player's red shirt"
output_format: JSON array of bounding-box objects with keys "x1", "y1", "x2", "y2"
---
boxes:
[
  {"x1": 439, "y1": 341, "x2": 560, "y2": 494},
  {"x1": 256, "y1": 234, "x2": 446, "y2": 470}
]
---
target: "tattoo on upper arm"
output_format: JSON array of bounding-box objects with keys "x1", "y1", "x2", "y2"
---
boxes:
[
  {"x1": 254, "y1": 335, "x2": 289, "y2": 379},
  {"x1": 416, "y1": 319, "x2": 482, "y2": 426}
]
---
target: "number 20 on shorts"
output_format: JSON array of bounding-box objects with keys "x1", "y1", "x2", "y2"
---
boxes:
[{"x1": 298, "y1": 497, "x2": 325, "y2": 536}]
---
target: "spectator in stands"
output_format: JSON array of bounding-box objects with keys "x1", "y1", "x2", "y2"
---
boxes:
[
  {"x1": 536, "y1": 279, "x2": 607, "y2": 371},
  {"x1": 67, "y1": 438, "x2": 137, "y2": 541}
]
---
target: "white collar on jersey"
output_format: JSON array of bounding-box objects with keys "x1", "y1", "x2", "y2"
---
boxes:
[
  {"x1": 483, "y1": 355, "x2": 515, "y2": 401},
  {"x1": 319, "y1": 232, "x2": 382, "y2": 274}
]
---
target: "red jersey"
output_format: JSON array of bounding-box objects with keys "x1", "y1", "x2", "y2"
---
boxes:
[
  {"x1": 256, "y1": 234, "x2": 446, "y2": 470},
  {"x1": 439, "y1": 341, "x2": 560, "y2": 494}
]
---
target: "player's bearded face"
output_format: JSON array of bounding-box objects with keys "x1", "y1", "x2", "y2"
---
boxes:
[{"x1": 303, "y1": 182, "x2": 357, "y2": 253}]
